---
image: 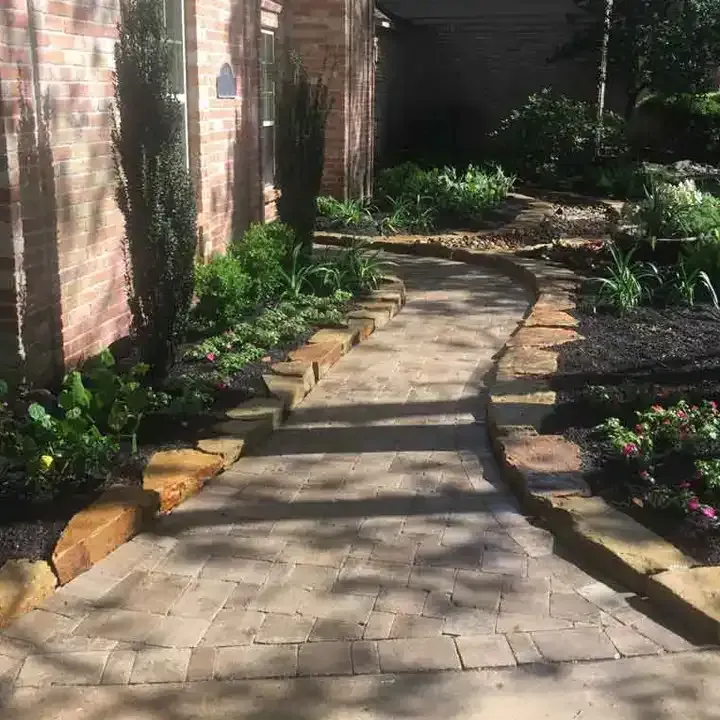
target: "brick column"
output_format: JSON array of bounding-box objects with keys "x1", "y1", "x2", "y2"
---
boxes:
[{"x1": 286, "y1": 0, "x2": 374, "y2": 200}]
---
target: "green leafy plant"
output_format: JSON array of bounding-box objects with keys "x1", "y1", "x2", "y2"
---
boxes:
[
  {"x1": 380, "y1": 194, "x2": 436, "y2": 234},
  {"x1": 593, "y1": 243, "x2": 659, "y2": 313},
  {"x1": 664, "y1": 258, "x2": 719, "y2": 308},
  {"x1": 489, "y1": 89, "x2": 626, "y2": 184},
  {"x1": 112, "y1": 0, "x2": 197, "y2": 380},
  {"x1": 629, "y1": 179, "x2": 720, "y2": 240},
  {"x1": 683, "y1": 229, "x2": 720, "y2": 288},
  {"x1": 276, "y1": 52, "x2": 331, "y2": 254},
  {"x1": 230, "y1": 221, "x2": 294, "y2": 301},
  {"x1": 193, "y1": 254, "x2": 253, "y2": 332},
  {"x1": 316, "y1": 196, "x2": 374, "y2": 231},
  {"x1": 277, "y1": 244, "x2": 324, "y2": 300},
  {"x1": 0, "y1": 383, "x2": 117, "y2": 503}
]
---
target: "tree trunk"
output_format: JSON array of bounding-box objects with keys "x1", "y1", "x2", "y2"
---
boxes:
[{"x1": 595, "y1": 0, "x2": 614, "y2": 155}]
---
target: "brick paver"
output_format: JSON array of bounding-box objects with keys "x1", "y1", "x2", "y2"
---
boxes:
[{"x1": 0, "y1": 254, "x2": 706, "y2": 693}]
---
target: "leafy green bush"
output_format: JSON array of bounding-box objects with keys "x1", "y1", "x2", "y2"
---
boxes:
[
  {"x1": 374, "y1": 162, "x2": 513, "y2": 230},
  {"x1": 630, "y1": 93, "x2": 720, "y2": 164},
  {"x1": 230, "y1": 221, "x2": 294, "y2": 301},
  {"x1": 598, "y1": 400, "x2": 720, "y2": 519},
  {"x1": 193, "y1": 254, "x2": 253, "y2": 332},
  {"x1": 490, "y1": 89, "x2": 627, "y2": 184},
  {"x1": 683, "y1": 229, "x2": 720, "y2": 289},
  {"x1": 628, "y1": 179, "x2": 720, "y2": 239}
]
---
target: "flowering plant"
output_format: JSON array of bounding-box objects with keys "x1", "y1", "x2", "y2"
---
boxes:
[{"x1": 597, "y1": 399, "x2": 720, "y2": 520}]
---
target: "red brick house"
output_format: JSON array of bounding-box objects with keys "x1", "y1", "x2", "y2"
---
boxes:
[{"x1": 0, "y1": 0, "x2": 375, "y2": 383}]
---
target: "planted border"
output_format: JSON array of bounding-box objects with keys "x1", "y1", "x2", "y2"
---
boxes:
[
  {"x1": 315, "y1": 231, "x2": 720, "y2": 642},
  {"x1": 0, "y1": 277, "x2": 406, "y2": 627}
]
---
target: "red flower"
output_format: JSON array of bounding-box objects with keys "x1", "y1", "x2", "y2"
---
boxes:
[
  {"x1": 206, "y1": 352, "x2": 216, "y2": 362},
  {"x1": 639, "y1": 471, "x2": 650, "y2": 481},
  {"x1": 678, "y1": 481, "x2": 691, "y2": 490},
  {"x1": 215, "y1": 381, "x2": 227, "y2": 390},
  {"x1": 688, "y1": 497, "x2": 701, "y2": 512},
  {"x1": 634, "y1": 424, "x2": 644, "y2": 435},
  {"x1": 621, "y1": 443, "x2": 639, "y2": 457},
  {"x1": 651, "y1": 405, "x2": 664, "y2": 413},
  {"x1": 676, "y1": 410, "x2": 688, "y2": 420},
  {"x1": 702, "y1": 506, "x2": 717, "y2": 519}
]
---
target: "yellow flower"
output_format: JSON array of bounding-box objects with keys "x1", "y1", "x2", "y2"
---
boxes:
[{"x1": 39, "y1": 455, "x2": 54, "y2": 470}]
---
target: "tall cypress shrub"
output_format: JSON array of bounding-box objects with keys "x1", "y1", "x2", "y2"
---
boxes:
[
  {"x1": 276, "y1": 52, "x2": 331, "y2": 256},
  {"x1": 112, "y1": 0, "x2": 197, "y2": 380}
]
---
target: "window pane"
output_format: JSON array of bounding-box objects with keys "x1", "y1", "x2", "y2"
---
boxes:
[{"x1": 262, "y1": 124, "x2": 275, "y2": 186}]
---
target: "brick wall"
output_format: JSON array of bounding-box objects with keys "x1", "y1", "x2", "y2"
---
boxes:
[
  {"x1": 0, "y1": 0, "x2": 370, "y2": 383},
  {"x1": 287, "y1": 0, "x2": 374, "y2": 199}
]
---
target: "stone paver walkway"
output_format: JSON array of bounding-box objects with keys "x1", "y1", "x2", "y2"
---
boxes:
[{"x1": 0, "y1": 255, "x2": 705, "y2": 705}]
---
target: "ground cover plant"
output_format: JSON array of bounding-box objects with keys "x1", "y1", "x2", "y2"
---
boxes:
[{"x1": 316, "y1": 162, "x2": 514, "y2": 235}]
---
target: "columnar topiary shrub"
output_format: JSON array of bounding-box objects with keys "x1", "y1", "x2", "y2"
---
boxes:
[
  {"x1": 112, "y1": 0, "x2": 197, "y2": 381},
  {"x1": 276, "y1": 52, "x2": 331, "y2": 256}
]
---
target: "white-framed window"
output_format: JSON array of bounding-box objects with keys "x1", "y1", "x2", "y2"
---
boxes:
[
  {"x1": 260, "y1": 29, "x2": 276, "y2": 187},
  {"x1": 163, "y1": 0, "x2": 189, "y2": 167}
]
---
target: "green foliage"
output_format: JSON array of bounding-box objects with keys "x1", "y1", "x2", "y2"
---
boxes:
[
  {"x1": 554, "y1": 0, "x2": 720, "y2": 115},
  {"x1": 629, "y1": 179, "x2": 720, "y2": 239},
  {"x1": 490, "y1": 89, "x2": 627, "y2": 183},
  {"x1": 112, "y1": 0, "x2": 198, "y2": 380},
  {"x1": 276, "y1": 52, "x2": 331, "y2": 254},
  {"x1": 597, "y1": 400, "x2": 720, "y2": 518},
  {"x1": 593, "y1": 243, "x2": 659, "y2": 313},
  {"x1": 0, "y1": 383, "x2": 117, "y2": 503},
  {"x1": 374, "y1": 162, "x2": 513, "y2": 230},
  {"x1": 316, "y1": 197, "x2": 374, "y2": 231},
  {"x1": 662, "y1": 258, "x2": 719, "y2": 309},
  {"x1": 184, "y1": 292, "x2": 350, "y2": 379},
  {"x1": 630, "y1": 93, "x2": 720, "y2": 164},
  {"x1": 194, "y1": 254, "x2": 253, "y2": 333},
  {"x1": 683, "y1": 229, "x2": 720, "y2": 288},
  {"x1": 230, "y1": 221, "x2": 295, "y2": 301}
]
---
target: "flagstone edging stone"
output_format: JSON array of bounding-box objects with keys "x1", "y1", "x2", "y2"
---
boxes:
[
  {"x1": 315, "y1": 231, "x2": 720, "y2": 643},
  {"x1": 0, "y1": 278, "x2": 406, "y2": 628}
]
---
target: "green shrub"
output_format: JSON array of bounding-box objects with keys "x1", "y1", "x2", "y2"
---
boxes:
[
  {"x1": 684, "y1": 229, "x2": 720, "y2": 288},
  {"x1": 629, "y1": 179, "x2": 720, "y2": 239},
  {"x1": 316, "y1": 196, "x2": 374, "y2": 231},
  {"x1": 112, "y1": 0, "x2": 197, "y2": 381},
  {"x1": 194, "y1": 254, "x2": 253, "y2": 332},
  {"x1": 629, "y1": 93, "x2": 720, "y2": 164},
  {"x1": 374, "y1": 163, "x2": 513, "y2": 230},
  {"x1": 490, "y1": 89, "x2": 627, "y2": 184},
  {"x1": 230, "y1": 221, "x2": 294, "y2": 301}
]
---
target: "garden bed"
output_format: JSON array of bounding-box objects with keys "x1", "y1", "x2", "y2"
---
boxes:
[{"x1": 550, "y1": 299, "x2": 720, "y2": 566}]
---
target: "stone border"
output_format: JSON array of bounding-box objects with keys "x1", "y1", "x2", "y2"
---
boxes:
[
  {"x1": 0, "y1": 278, "x2": 406, "y2": 628},
  {"x1": 316, "y1": 233, "x2": 720, "y2": 643}
]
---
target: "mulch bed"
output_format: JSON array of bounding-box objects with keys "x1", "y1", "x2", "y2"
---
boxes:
[{"x1": 552, "y1": 302, "x2": 720, "y2": 565}]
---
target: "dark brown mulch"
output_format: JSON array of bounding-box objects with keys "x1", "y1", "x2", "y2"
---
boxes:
[
  {"x1": 556, "y1": 305, "x2": 720, "y2": 388},
  {"x1": 553, "y1": 304, "x2": 720, "y2": 566},
  {"x1": 0, "y1": 453, "x2": 145, "y2": 568}
]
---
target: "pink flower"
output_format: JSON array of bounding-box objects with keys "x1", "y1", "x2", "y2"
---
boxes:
[
  {"x1": 678, "y1": 481, "x2": 691, "y2": 490},
  {"x1": 676, "y1": 410, "x2": 688, "y2": 420},
  {"x1": 621, "y1": 443, "x2": 639, "y2": 457},
  {"x1": 711, "y1": 401, "x2": 718, "y2": 413},
  {"x1": 651, "y1": 405, "x2": 664, "y2": 413},
  {"x1": 634, "y1": 424, "x2": 644, "y2": 435},
  {"x1": 702, "y1": 506, "x2": 717, "y2": 519},
  {"x1": 206, "y1": 352, "x2": 216, "y2": 362},
  {"x1": 215, "y1": 381, "x2": 227, "y2": 390},
  {"x1": 639, "y1": 471, "x2": 650, "y2": 481},
  {"x1": 688, "y1": 497, "x2": 701, "y2": 512}
]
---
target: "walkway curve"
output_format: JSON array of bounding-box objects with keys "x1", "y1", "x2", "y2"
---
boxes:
[{"x1": 1, "y1": 254, "x2": 707, "y2": 718}]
